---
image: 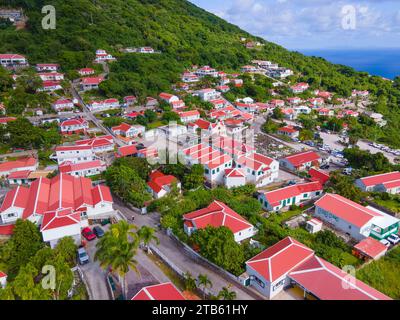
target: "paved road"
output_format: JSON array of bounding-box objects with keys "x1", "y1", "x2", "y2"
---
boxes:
[{"x1": 113, "y1": 199, "x2": 265, "y2": 300}]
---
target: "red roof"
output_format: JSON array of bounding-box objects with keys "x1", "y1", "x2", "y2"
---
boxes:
[
  {"x1": 0, "y1": 54, "x2": 25, "y2": 60},
  {"x1": 0, "y1": 174, "x2": 113, "y2": 222},
  {"x1": 193, "y1": 119, "x2": 211, "y2": 130},
  {"x1": 262, "y1": 181, "x2": 323, "y2": 206},
  {"x1": 278, "y1": 126, "x2": 298, "y2": 134},
  {"x1": 289, "y1": 255, "x2": 391, "y2": 300},
  {"x1": 56, "y1": 145, "x2": 92, "y2": 152},
  {"x1": 8, "y1": 170, "x2": 32, "y2": 180},
  {"x1": 159, "y1": 92, "x2": 176, "y2": 101},
  {"x1": 131, "y1": 283, "x2": 185, "y2": 300},
  {"x1": 116, "y1": 145, "x2": 137, "y2": 158},
  {"x1": 112, "y1": 123, "x2": 132, "y2": 133},
  {"x1": 246, "y1": 237, "x2": 315, "y2": 282},
  {"x1": 179, "y1": 110, "x2": 200, "y2": 118},
  {"x1": 75, "y1": 135, "x2": 114, "y2": 149},
  {"x1": 183, "y1": 200, "x2": 253, "y2": 234},
  {"x1": 315, "y1": 194, "x2": 382, "y2": 228},
  {"x1": 81, "y1": 76, "x2": 104, "y2": 85},
  {"x1": 0, "y1": 224, "x2": 15, "y2": 235},
  {"x1": 40, "y1": 209, "x2": 81, "y2": 231},
  {"x1": 283, "y1": 151, "x2": 321, "y2": 168},
  {"x1": 309, "y1": 168, "x2": 330, "y2": 185},
  {"x1": 354, "y1": 237, "x2": 388, "y2": 259},
  {"x1": 0, "y1": 157, "x2": 37, "y2": 174},
  {"x1": 147, "y1": 171, "x2": 178, "y2": 194},
  {"x1": 59, "y1": 160, "x2": 104, "y2": 173},
  {"x1": 0, "y1": 271, "x2": 7, "y2": 278},
  {"x1": 60, "y1": 118, "x2": 88, "y2": 127},
  {"x1": 0, "y1": 117, "x2": 17, "y2": 124},
  {"x1": 225, "y1": 168, "x2": 245, "y2": 178},
  {"x1": 359, "y1": 172, "x2": 400, "y2": 188}
]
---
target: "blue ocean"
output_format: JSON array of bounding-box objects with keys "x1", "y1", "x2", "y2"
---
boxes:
[{"x1": 299, "y1": 48, "x2": 400, "y2": 80}]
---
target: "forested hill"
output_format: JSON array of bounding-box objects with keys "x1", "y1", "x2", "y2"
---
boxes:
[{"x1": 1, "y1": 0, "x2": 400, "y2": 140}]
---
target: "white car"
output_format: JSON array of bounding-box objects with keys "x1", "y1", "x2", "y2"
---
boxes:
[
  {"x1": 387, "y1": 234, "x2": 400, "y2": 245},
  {"x1": 380, "y1": 239, "x2": 391, "y2": 248}
]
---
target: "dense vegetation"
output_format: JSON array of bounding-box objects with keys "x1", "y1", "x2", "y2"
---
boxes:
[{"x1": 0, "y1": 220, "x2": 84, "y2": 300}]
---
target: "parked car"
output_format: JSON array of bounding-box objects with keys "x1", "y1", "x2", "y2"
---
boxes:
[
  {"x1": 380, "y1": 239, "x2": 391, "y2": 248},
  {"x1": 320, "y1": 164, "x2": 330, "y2": 170},
  {"x1": 82, "y1": 227, "x2": 96, "y2": 241},
  {"x1": 93, "y1": 226, "x2": 105, "y2": 238},
  {"x1": 387, "y1": 234, "x2": 400, "y2": 245},
  {"x1": 77, "y1": 247, "x2": 89, "y2": 265}
]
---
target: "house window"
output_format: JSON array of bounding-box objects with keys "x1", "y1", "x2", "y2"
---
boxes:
[
  {"x1": 212, "y1": 170, "x2": 215, "y2": 175},
  {"x1": 316, "y1": 191, "x2": 320, "y2": 196},
  {"x1": 303, "y1": 194, "x2": 308, "y2": 198},
  {"x1": 205, "y1": 169, "x2": 209, "y2": 174}
]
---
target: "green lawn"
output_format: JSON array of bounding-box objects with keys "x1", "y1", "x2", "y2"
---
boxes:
[
  {"x1": 373, "y1": 198, "x2": 400, "y2": 213},
  {"x1": 147, "y1": 120, "x2": 164, "y2": 130},
  {"x1": 357, "y1": 247, "x2": 400, "y2": 299}
]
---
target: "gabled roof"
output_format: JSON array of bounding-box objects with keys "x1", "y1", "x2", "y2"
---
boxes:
[
  {"x1": 183, "y1": 200, "x2": 253, "y2": 234},
  {"x1": 225, "y1": 168, "x2": 245, "y2": 178},
  {"x1": 112, "y1": 122, "x2": 133, "y2": 133},
  {"x1": 0, "y1": 271, "x2": 7, "y2": 278},
  {"x1": 60, "y1": 118, "x2": 88, "y2": 127},
  {"x1": 40, "y1": 209, "x2": 81, "y2": 231},
  {"x1": 309, "y1": 168, "x2": 330, "y2": 185},
  {"x1": 147, "y1": 171, "x2": 178, "y2": 194},
  {"x1": 246, "y1": 237, "x2": 315, "y2": 282},
  {"x1": 289, "y1": 255, "x2": 391, "y2": 300},
  {"x1": 75, "y1": 135, "x2": 114, "y2": 149},
  {"x1": 59, "y1": 160, "x2": 104, "y2": 173},
  {"x1": 283, "y1": 151, "x2": 321, "y2": 167},
  {"x1": 261, "y1": 181, "x2": 323, "y2": 207},
  {"x1": 354, "y1": 237, "x2": 388, "y2": 259},
  {"x1": 359, "y1": 171, "x2": 400, "y2": 188},
  {"x1": 0, "y1": 157, "x2": 37, "y2": 174},
  {"x1": 314, "y1": 194, "x2": 382, "y2": 228},
  {"x1": 131, "y1": 283, "x2": 185, "y2": 300},
  {"x1": 116, "y1": 145, "x2": 137, "y2": 158}
]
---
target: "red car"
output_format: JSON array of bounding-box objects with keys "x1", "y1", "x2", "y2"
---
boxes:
[{"x1": 82, "y1": 227, "x2": 96, "y2": 241}]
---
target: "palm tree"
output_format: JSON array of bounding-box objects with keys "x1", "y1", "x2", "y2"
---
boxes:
[
  {"x1": 183, "y1": 272, "x2": 197, "y2": 292},
  {"x1": 137, "y1": 226, "x2": 159, "y2": 253},
  {"x1": 95, "y1": 220, "x2": 140, "y2": 299},
  {"x1": 197, "y1": 274, "x2": 213, "y2": 299},
  {"x1": 217, "y1": 285, "x2": 237, "y2": 300}
]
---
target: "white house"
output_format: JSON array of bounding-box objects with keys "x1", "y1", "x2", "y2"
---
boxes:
[
  {"x1": 355, "y1": 172, "x2": 400, "y2": 194},
  {"x1": 314, "y1": 194, "x2": 400, "y2": 241},
  {"x1": 147, "y1": 171, "x2": 181, "y2": 199},
  {"x1": 112, "y1": 123, "x2": 145, "y2": 138},
  {"x1": 88, "y1": 98, "x2": 120, "y2": 112},
  {"x1": 178, "y1": 110, "x2": 200, "y2": 124},
  {"x1": 159, "y1": 92, "x2": 180, "y2": 104},
  {"x1": 52, "y1": 99, "x2": 74, "y2": 112},
  {"x1": 0, "y1": 271, "x2": 7, "y2": 289},
  {"x1": 280, "y1": 151, "x2": 322, "y2": 172},
  {"x1": 53, "y1": 145, "x2": 95, "y2": 165},
  {"x1": 59, "y1": 160, "x2": 106, "y2": 177},
  {"x1": 224, "y1": 168, "x2": 246, "y2": 189},
  {"x1": 194, "y1": 88, "x2": 221, "y2": 102},
  {"x1": 75, "y1": 135, "x2": 115, "y2": 154},
  {"x1": 183, "y1": 200, "x2": 257, "y2": 243},
  {"x1": 95, "y1": 49, "x2": 116, "y2": 63},
  {"x1": 195, "y1": 66, "x2": 218, "y2": 78},
  {"x1": 59, "y1": 118, "x2": 89, "y2": 135},
  {"x1": 0, "y1": 54, "x2": 27, "y2": 67},
  {"x1": 258, "y1": 181, "x2": 323, "y2": 212},
  {"x1": 36, "y1": 64, "x2": 59, "y2": 72},
  {"x1": 0, "y1": 157, "x2": 38, "y2": 178}
]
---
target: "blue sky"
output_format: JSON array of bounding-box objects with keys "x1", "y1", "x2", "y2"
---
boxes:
[{"x1": 190, "y1": 0, "x2": 400, "y2": 50}]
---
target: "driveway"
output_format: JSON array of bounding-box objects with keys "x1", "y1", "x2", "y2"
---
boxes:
[
  {"x1": 113, "y1": 199, "x2": 265, "y2": 300},
  {"x1": 79, "y1": 226, "x2": 111, "y2": 300}
]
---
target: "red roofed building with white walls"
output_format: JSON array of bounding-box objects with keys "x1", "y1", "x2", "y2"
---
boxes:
[
  {"x1": 131, "y1": 283, "x2": 185, "y2": 300},
  {"x1": 88, "y1": 98, "x2": 119, "y2": 112},
  {"x1": 147, "y1": 170, "x2": 181, "y2": 199},
  {"x1": 59, "y1": 160, "x2": 106, "y2": 177},
  {"x1": 244, "y1": 237, "x2": 391, "y2": 300},
  {"x1": 78, "y1": 68, "x2": 95, "y2": 76},
  {"x1": 194, "y1": 65, "x2": 218, "y2": 78},
  {"x1": 36, "y1": 63, "x2": 59, "y2": 72},
  {"x1": 355, "y1": 171, "x2": 400, "y2": 194},
  {"x1": 183, "y1": 200, "x2": 257, "y2": 242},
  {"x1": 0, "y1": 54, "x2": 27, "y2": 67},
  {"x1": 159, "y1": 92, "x2": 179, "y2": 104},
  {"x1": 59, "y1": 117, "x2": 89, "y2": 135},
  {"x1": 224, "y1": 168, "x2": 246, "y2": 189},
  {"x1": 277, "y1": 126, "x2": 299, "y2": 139},
  {"x1": 0, "y1": 174, "x2": 114, "y2": 246},
  {"x1": 315, "y1": 194, "x2": 400, "y2": 241},
  {"x1": 280, "y1": 150, "x2": 322, "y2": 171},
  {"x1": 353, "y1": 237, "x2": 388, "y2": 261},
  {"x1": 80, "y1": 76, "x2": 104, "y2": 91},
  {"x1": 194, "y1": 88, "x2": 221, "y2": 102},
  {"x1": 53, "y1": 145, "x2": 95, "y2": 165},
  {"x1": 183, "y1": 135, "x2": 279, "y2": 188},
  {"x1": 0, "y1": 271, "x2": 7, "y2": 288},
  {"x1": 75, "y1": 135, "x2": 115, "y2": 154},
  {"x1": 0, "y1": 157, "x2": 38, "y2": 177},
  {"x1": 111, "y1": 123, "x2": 145, "y2": 138},
  {"x1": 178, "y1": 110, "x2": 200, "y2": 124},
  {"x1": 258, "y1": 181, "x2": 323, "y2": 212},
  {"x1": 52, "y1": 99, "x2": 74, "y2": 112}
]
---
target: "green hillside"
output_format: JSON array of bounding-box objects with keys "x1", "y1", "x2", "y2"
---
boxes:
[{"x1": 1, "y1": 0, "x2": 400, "y2": 145}]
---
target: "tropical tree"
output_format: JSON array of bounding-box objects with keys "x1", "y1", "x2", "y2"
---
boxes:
[
  {"x1": 197, "y1": 274, "x2": 213, "y2": 299},
  {"x1": 183, "y1": 272, "x2": 197, "y2": 292},
  {"x1": 95, "y1": 221, "x2": 140, "y2": 299},
  {"x1": 137, "y1": 226, "x2": 159, "y2": 253},
  {"x1": 217, "y1": 285, "x2": 237, "y2": 300}
]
